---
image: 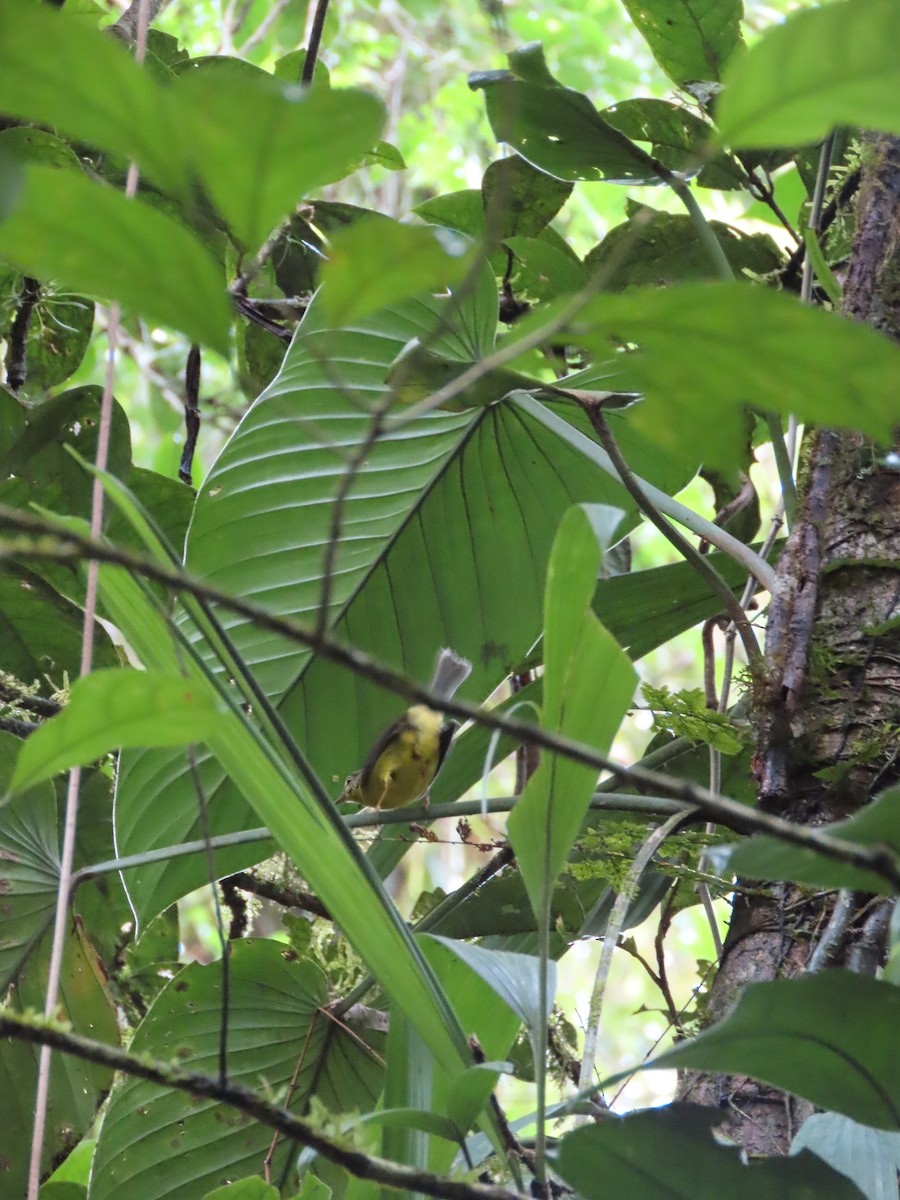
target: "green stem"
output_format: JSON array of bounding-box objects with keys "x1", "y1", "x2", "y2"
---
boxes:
[
  {"x1": 672, "y1": 180, "x2": 734, "y2": 284},
  {"x1": 674, "y1": 179, "x2": 798, "y2": 526}
]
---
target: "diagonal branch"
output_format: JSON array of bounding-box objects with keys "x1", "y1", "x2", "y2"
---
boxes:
[
  {"x1": 1, "y1": 1010, "x2": 521, "y2": 1200},
  {"x1": 1, "y1": 509, "x2": 899, "y2": 891}
]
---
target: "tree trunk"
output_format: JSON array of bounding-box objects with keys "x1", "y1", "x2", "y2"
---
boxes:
[{"x1": 677, "y1": 135, "x2": 900, "y2": 1156}]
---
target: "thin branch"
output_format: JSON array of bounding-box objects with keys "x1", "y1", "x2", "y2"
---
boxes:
[
  {"x1": 70, "y1": 793, "x2": 689, "y2": 889},
  {"x1": 578, "y1": 810, "x2": 691, "y2": 1088},
  {"x1": 0, "y1": 680, "x2": 60, "y2": 717},
  {"x1": 2, "y1": 1011, "x2": 522, "y2": 1200},
  {"x1": 301, "y1": 0, "x2": 330, "y2": 83},
  {"x1": 807, "y1": 889, "x2": 856, "y2": 972},
  {"x1": 239, "y1": 0, "x2": 289, "y2": 56},
  {"x1": 179, "y1": 344, "x2": 201, "y2": 486},
  {"x1": 229, "y1": 871, "x2": 331, "y2": 919},
  {"x1": 5, "y1": 276, "x2": 40, "y2": 393},
  {"x1": 0, "y1": 715, "x2": 38, "y2": 737},
  {"x1": 3, "y1": 513, "x2": 899, "y2": 889},
  {"x1": 801, "y1": 134, "x2": 837, "y2": 307},
  {"x1": 27, "y1": 4, "x2": 153, "y2": 1192},
  {"x1": 187, "y1": 745, "x2": 230, "y2": 1086}
]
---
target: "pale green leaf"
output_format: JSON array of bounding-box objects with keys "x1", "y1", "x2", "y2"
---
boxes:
[
  {"x1": 10, "y1": 670, "x2": 228, "y2": 794},
  {"x1": 718, "y1": 0, "x2": 900, "y2": 149}
]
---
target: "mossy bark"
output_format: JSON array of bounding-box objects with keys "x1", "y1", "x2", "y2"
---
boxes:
[{"x1": 677, "y1": 135, "x2": 900, "y2": 1154}]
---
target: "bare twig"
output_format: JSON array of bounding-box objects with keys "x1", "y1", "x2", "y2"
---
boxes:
[
  {"x1": 5, "y1": 276, "x2": 40, "y2": 393},
  {"x1": 27, "y1": 3, "x2": 153, "y2": 1193},
  {"x1": 301, "y1": 0, "x2": 330, "y2": 83},
  {"x1": 579, "y1": 810, "x2": 691, "y2": 1088},
  {"x1": 179, "y1": 344, "x2": 201, "y2": 486}
]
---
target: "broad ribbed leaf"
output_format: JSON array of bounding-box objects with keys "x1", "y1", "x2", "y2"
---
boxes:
[
  {"x1": 115, "y1": 265, "x2": 689, "y2": 930},
  {"x1": 1, "y1": 923, "x2": 118, "y2": 1196},
  {"x1": 791, "y1": 1113, "x2": 900, "y2": 1200},
  {"x1": 0, "y1": 731, "x2": 59, "y2": 990},
  {"x1": 90, "y1": 941, "x2": 384, "y2": 1200}
]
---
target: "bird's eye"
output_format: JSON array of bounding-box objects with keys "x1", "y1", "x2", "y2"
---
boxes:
[{"x1": 343, "y1": 775, "x2": 353, "y2": 789}]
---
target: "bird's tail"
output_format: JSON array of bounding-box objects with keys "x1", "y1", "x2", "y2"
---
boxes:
[{"x1": 430, "y1": 647, "x2": 472, "y2": 701}]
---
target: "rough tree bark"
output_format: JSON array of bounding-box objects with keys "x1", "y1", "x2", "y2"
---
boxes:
[{"x1": 677, "y1": 135, "x2": 900, "y2": 1156}]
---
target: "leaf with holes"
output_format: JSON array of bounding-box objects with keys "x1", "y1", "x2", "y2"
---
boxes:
[{"x1": 90, "y1": 940, "x2": 385, "y2": 1200}]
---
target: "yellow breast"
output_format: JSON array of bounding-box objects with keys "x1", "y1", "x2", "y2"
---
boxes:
[{"x1": 360, "y1": 705, "x2": 444, "y2": 809}]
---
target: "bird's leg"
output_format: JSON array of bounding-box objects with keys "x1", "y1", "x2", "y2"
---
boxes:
[{"x1": 375, "y1": 770, "x2": 394, "y2": 811}]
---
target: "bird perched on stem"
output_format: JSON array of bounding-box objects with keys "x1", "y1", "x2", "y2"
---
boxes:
[{"x1": 340, "y1": 648, "x2": 472, "y2": 810}]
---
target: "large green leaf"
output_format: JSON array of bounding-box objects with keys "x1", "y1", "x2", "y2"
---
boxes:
[
  {"x1": 9, "y1": 669, "x2": 230, "y2": 795},
  {"x1": 469, "y1": 46, "x2": 661, "y2": 185},
  {"x1": 0, "y1": 5, "x2": 185, "y2": 195},
  {"x1": 593, "y1": 544, "x2": 773, "y2": 661},
  {"x1": 601, "y1": 99, "x2": 743, "y2": 189},
  {"x1": 791, "y1": 1113, "x2": 900, "y2": 1200},
  {"x1": 1, "y1": 922, "x2": 118, "y2": 1196},
  {"x1": 0, "y1": 386, "x2": 131, "y2": 520},
  {"x1": 568, "y1": 284, "x2": 900, "y2": 468},
  {"x1": 0, "y1": 167, "x2": 230, "y2": 354},
  {"x1": 620, "y1": 0, "x2": 743, "y2": 85},
  {"x1": 114, "y1": 267, "x2": 691, "y2": 929},
  {"x1": 718, "y1": 0, "x2": 900, "y2": 150},
  {"x1": 0, "y1": 740, "x2": 124, "y2": 998},
  {"x1": 90, "y1": 941, "x2": 384, "y2": 1200},
  {"x1": 653, "y1": 973, "x2": 900, "y2": 1131},
  {"x1": 0, "y1": 561, "x2": 118, "y2": 685},
  {"x1": 555, "y1": 1105, "x2": 865, "y2": 1200},
  {"x1": 585, "y1": 209, "x2": 781, "y2": 289},
  {"x1": 86, "y1": 521, "x2": 479, "y2": 1111},
  {"x1": 481, "y1": 155, "x2": 573, "y2": 239},
  {"x1": 173, "y1": 67, "x2": 386, "y2": 251},
  {"x1": 317, "y1": 219, "x2": 470, "y2": 326},
  {"x1": 508, "y1": 506, "x2": 637, "y2": 918},
  {"x1": 709, "y1": 786, "x2": 900, "y2": 896}
]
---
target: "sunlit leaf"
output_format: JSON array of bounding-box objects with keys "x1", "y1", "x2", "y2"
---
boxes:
[
  {"x1": 508, "y1": 505, "x2": 637, "y2": 917},
  {"x1": 620, "y1": 0, "x2": 743, "y2": 85},
  {"x1": 718, "y1": 0, "x2": 900, "y2": 148},
  {"x1": 10, "y1": 669, "x2": 228, "y2": 795},
  {"x1": 0, "y1": 167, "x2": 230, "y2": 354},
  {"x1": 585, "y1": 209, "x2": 781, "y2": 289},
  {"x1": 469, "y1": 47, "x2": 661, "y2": 185},
  {"x1": 174, "y1": 67, "x2": 386, "y2": 250},
  {"x1": 0, "y1": 5, "x2": 185, "y2": 194},
  {"x1": 568, "y1": 284, "x2": 900, "y2": 468},
  {"x1": 318, "y1": 220, "x2": 471, "y2": 325}
]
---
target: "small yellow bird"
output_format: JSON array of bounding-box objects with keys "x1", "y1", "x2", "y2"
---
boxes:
[{"x1": 340, "y1": 648, "x2": 472, "y2": 810}]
